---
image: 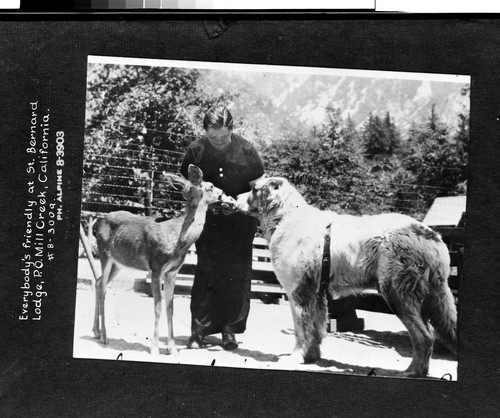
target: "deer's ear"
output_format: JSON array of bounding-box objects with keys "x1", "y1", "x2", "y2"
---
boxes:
[
  {"x1": 188, "y1": 164, "x2": 203, "y2": 186},
  {"x1": 163, "y1": 171, "x2": 188, "y2": 190}
]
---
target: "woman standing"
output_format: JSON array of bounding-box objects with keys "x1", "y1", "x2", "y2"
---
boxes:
[{"x1": 180, "y1": 105, "x2": 265, "y2": 350}]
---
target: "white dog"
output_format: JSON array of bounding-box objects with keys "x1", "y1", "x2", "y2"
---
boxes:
[{"x1": 236, "y1": 177, "x2": 457, "y2": 378}]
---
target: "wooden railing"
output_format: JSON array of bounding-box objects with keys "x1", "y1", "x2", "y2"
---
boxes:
[
  {"x1": 142, "y1": 236, "x2": 285, "y2": 299},
  {"x1": 163, "y1": 230, "x2": 462, "y2": 308}
]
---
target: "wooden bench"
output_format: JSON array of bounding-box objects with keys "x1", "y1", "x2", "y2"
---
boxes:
[{"x1": 143, "y1": 236, "x2": 286, "y2": 301}]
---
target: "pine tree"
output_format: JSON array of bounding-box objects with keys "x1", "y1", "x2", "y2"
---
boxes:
[
  {"x1": 423, "y1": 103, "x2": 449, "y2": 145},
  {"x1": 383, "y1": 111, "x2": 401, "y2": 154},
  {"x1": 324, "y1": 106, "x2": 342, "y2": 146},
  {"x1": 340, "y1": 113, "x2": 360, "y2": 150},
  {"x1": 363, "y1": 112, "x2": 398, "y2": 158},
  {"x1": 428, "y1": 103, "x2": 438, "y2": 132}
]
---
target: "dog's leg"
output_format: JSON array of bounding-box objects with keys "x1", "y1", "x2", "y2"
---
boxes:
[
  {"x1": 301, "y1": 296, "x2": 326, "y2": 363},
  {"x1": 279, "y1": 298, "x2": 308, "y2": 364},
  {"x1": 398, "y1": 311, "x2": 434, "y2": 377},
  {"x1": 286, "y1": 275, "x2": 325, "y2": 363},
  {"x1": 382, "y1": 288, "x2": 434, "y2": 378}
]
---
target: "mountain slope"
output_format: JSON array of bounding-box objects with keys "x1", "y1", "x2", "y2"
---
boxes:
[{"x1": 201, "y1": 69, "x2": 469, "y2": 136}]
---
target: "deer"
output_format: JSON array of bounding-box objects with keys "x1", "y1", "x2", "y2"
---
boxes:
[{"x1": 92, "y1": 164, "x2": 224, "y2": 356}]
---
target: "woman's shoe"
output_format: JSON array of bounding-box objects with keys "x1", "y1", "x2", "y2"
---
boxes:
[{"x1": 222, "y1": 331, "x2": 238, "y2": 350}]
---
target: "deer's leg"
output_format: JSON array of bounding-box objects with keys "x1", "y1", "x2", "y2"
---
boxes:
[
  {"x1": 94, "y1": 259, "x2": 118, "y2": 345},
  {"x1": 163, "y1": 270, "x2": 179, "y2": 355},
  {"x1": 92, "y1": 275, "x2": 102, "y2": 339},
  {"x1": 150, "y1": 269, "x2": 162, "y2": 356},
  {"x1": 93, "y1": 254, "x2": 108, "y2": 339}
]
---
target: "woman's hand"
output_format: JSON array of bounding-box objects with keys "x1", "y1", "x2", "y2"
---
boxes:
[
  {"x1": 209, "y1": 195, "x2": 237, "y2": 215},
  {"x1": 221, "y1": 195, "x2": 237, "y2": 215}
]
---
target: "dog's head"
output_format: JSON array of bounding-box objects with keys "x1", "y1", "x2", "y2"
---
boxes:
[{"x1": 235, "y1": 177, "x2": 288, "y2": 217}]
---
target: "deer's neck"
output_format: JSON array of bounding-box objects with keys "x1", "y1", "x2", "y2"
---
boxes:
[{"x1": 176, "y1": 199, "x2": 209, "y2": 250}]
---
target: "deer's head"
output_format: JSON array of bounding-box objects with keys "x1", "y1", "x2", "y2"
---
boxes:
[
  {"x1": 185, "y1": 164, "x2": 223, "y2": 205},
  {"x1": 164, "y1": 165, "x2": 224, "y2": 207}
]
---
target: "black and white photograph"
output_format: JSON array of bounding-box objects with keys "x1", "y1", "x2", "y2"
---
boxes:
[
  {"x1": 2, "y1": 18, "x2": 500, "y2": 417},
  {"x1": 74, "y1": 56, "x2": 468, "y2": 380}
]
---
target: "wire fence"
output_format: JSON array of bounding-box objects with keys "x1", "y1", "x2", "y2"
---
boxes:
[
  {"x1": 81, "y1": 141, "x2": 185, "y2": 217},
  {"x1": 264, "y1": 167, "x2": 465, "y2": 222},
  {"x1": 81, "y1": 142, "x2": 466, "y2": 225}
]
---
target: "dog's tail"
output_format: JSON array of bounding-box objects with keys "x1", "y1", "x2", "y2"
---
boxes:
[{"x1": 427, "y1": 279, "x2": 457, "y2": 355}]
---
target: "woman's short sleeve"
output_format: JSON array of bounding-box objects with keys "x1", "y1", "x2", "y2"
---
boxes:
[{"x1": 247, "y1": 146, "x2": 265, "y2": 181}]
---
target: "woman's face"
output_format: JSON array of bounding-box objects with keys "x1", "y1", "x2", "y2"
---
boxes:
[{"x1": 206, "y1": 127, "x2": 232, "y2": 151}]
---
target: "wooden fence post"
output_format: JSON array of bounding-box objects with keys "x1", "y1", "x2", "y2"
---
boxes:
[{"x1": 145, "y1": 170, "x2": 154, "y2": 216}]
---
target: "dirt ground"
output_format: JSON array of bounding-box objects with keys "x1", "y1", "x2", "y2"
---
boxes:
[{"x1": 73, "y1": 259, "x2": 457, "y2": 381}]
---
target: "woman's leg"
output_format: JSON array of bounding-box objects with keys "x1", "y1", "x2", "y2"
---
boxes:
[
  {"x1": 188, "y1": 212, "x2": 258, "y2": 349},
  {"x1": 218, "y1": 214, "x2": 257, "y2": 348}
]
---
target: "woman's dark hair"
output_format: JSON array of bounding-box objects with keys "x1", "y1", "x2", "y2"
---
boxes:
[{"x1": 203, "y1": 105, "x2": 234, "y2": 131}]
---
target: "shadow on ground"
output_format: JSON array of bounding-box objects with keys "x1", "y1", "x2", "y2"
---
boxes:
[
  {"x1": 81, "y1": 335, "x2": 151, "y2": 354},
  {"x1": 332, "y1": 330, "x2": 456, "y2": 361}
]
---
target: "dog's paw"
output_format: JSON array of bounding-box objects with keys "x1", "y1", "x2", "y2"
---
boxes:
[{"x1": 277, "y1": 351, "x2": 304, "y2": 365}]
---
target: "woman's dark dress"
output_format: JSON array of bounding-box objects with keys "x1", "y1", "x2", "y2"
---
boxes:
[{"x1": 180, "y1": 133, "x2": 264, "y2": 336}]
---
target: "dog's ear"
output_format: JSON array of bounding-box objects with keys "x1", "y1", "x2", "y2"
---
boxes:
[
  {"x1": 257, "y1": 178, "x2": 282, "y2": 200},
  {"x1": 265, "y1": 178, "x2": 284, "y2": 191},
  {"x1": 260, "y1": 178, "x2": 285, "y2": 198},
  {"x1": 260, "y1": 178, "x2": 286, "y2": 213}
]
